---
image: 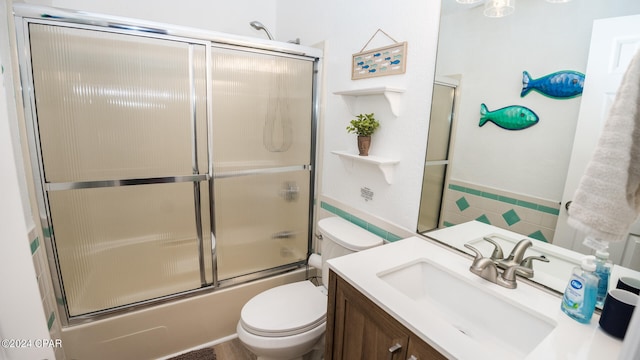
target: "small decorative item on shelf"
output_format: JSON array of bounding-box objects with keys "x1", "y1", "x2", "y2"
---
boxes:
[{"x1": 346, "y1": 113, "x2": 380, "y2": 156}]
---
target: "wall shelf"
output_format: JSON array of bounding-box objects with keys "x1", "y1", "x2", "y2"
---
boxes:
[
  {"x1": 331, "y1": 150, "x2": 400, "y2": 184},
  {"x1": 333, "y1": 86, "x2": 405, "y2": 117}
]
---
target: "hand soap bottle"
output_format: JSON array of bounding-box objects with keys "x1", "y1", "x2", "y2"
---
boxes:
[
  {"x1": 594, "y1": 250, "x2": 612, "y2": 308},
  {"x1": 561, "y1": 255, "x2": 598, "y2": 324}
]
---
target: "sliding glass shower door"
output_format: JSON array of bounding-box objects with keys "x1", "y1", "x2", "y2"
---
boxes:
[
  {"x1": 28, "y1": 24, "x2": 211, "y2": 316},
  {"x1": 417, "y1": 83, "x2": 455, "y2": 233},
  {"x1": 23, "y1": 20, "x2": 317, "y2": 321},
  {"x1": 211, "y1": 48, "x2": 314, "y2": 281}
]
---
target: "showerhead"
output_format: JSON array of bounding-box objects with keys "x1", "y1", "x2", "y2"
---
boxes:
[{"x1": 249, "y1": 20, "x2": 274, "y2": 40}]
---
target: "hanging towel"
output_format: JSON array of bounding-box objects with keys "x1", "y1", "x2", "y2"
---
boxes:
[{"x1": 567, "y1": 49, "x2": 640, "y2": 242}]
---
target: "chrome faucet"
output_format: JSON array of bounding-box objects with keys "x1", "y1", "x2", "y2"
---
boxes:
[
  {"x1": 499, "y1": 264, "x2": 534, "y2": 288},
  {"x1": 497, "y1": 238, "x2": 533, "y2": 269},
  {"x1": 464, "y1": 243, "x2": 534, "y2": 289},
  {"x1": 465, "y1": 244, "x2": 499, "y2": 283},
  {"x1": 518, "y1": 255, "x2": 549, "y2": 277},
  {"x1": 493, "y1": 238, "x2": 550, "y2": 277},
  {"x1": 521, "y1": 254, "x2": 548, "y2": 268},
  {"x1": 482, "y1": 236, "x2": 504, "y2": 261}
]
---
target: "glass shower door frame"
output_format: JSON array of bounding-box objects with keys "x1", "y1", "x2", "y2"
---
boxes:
[
  {"x1": 208, "y1": 43, "x2": 318, "y2": 287},
  {"x1": 17, "y1": 19, "x2": 215, "y2": 323},
  {"x1": 15, "y1": 15, "x2": 320, "y2": 325}
]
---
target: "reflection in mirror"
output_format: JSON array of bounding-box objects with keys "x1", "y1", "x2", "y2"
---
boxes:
[
  {"x1": 419, "y1": 0, "x2": 640, "y2": 290},
  {"x1": 417, "y1": 80, "x2": 455, "y2": 232}
]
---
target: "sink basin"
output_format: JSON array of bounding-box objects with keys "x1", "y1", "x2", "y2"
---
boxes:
[
  {"x1": 467, "y1": 234, "x2": 581, "y2": 292},
  {"x1": 378, "y1": 259, "x2": 557, "y2": 358}
]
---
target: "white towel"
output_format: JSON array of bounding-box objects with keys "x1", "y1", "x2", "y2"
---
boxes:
[{"x1": 567, "y1": 49, "x2": 640, "y2": 242}]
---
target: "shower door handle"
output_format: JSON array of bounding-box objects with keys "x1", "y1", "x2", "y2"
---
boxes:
[{"x1": 272, "y1": 231, "x2": 295, "y2": 239}]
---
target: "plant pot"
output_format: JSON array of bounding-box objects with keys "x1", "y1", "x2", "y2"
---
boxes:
[{"x1": 357, "y1": 136, "x2": 371, "y2": 156}]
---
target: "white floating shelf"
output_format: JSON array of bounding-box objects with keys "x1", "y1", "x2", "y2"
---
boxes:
[
  {"x1": 331, "y1": 150, "x2": 400, "y2": 184},
  {"x1": 333, "y1": 86, "x2": 405, "y2": 117}
]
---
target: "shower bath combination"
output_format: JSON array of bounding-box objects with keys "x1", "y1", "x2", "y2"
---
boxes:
[{"x1": 14, "y1": 5, "x2": 319, "y2": 324}]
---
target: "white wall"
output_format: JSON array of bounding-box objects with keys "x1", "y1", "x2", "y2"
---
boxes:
[
  {"x1": 45, "y1": 0, "x2": 278, "y2": 39},
  {"x1": 1, "y1": 1, "x2": 55, "y2": 359},
  {"x1": 278, "y1": 0, "x2": 441, "y2": 230},
  {"x1": 41, "y1": 0, "x2": 441, "y2": 231},
  {"x1": 438, "y1": 0, "x2": 640, "y2": 202}
]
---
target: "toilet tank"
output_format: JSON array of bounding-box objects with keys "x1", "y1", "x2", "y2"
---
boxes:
[{"x1": 317, "y1": 217, "x2": 384, "y2": 287}]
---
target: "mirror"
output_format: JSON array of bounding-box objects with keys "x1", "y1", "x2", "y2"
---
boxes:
[{"x1": 419, "y1": 0, "x2": 640, "y2": 292}]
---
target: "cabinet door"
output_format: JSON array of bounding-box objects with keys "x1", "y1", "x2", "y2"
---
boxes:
[
  {"x1": 406, "y1": 336, "x2": 447, "y2": 360},
  {"x1": 328, "y1": 272, "x2": 409, "y2": 360}
]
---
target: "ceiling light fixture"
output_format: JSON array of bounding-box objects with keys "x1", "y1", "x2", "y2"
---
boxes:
[{"x1": 484, "y1": 0, "x2": 515, "y2": 18}]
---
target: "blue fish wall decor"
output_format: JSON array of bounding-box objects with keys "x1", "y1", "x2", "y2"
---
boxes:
[
  {"x1": 479, "y1": 103, "x2": 539, "y2": 130},
  {"x1": 521, "y1": 70, "x2": 585, "y2": 99}
]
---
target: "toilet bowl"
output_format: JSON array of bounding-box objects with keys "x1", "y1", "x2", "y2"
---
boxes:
[{"x1": 237, "y1": 216, "x2": 384, "y2": 360}]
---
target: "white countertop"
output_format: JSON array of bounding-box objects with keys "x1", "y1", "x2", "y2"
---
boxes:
[
  {"x1": 328, "y1": 236, "x2": 623, "y2": 360},
  {"x1": 425, "y1": 221, "x2": 640, "y2": 295}
]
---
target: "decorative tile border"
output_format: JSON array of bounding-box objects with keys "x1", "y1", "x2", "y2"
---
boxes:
[
  {"x1": 30, "y1": 236, "x2": 40, "y2": 255},
  {"x1": 448, "y1": 184, "x2": 560, "y2": 216},
  {"x1": 320, "y1": 201, "x2": 403, "y2": 242},
  {"x1": 47, "y1": 311, "x2": 56, "y2": 331},
  {"x1": 29, "y1": 226, "x2": 62, "y2": 346},
  {"x1": 442, "y1": 182, "x2": 560, "y2": 243}
]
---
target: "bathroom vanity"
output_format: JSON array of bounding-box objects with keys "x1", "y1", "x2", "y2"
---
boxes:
[
  {"x1": 325, "y1": 235, "x2": 624, "y2": 359},
  {"x1": 325, "y1": 270, "x2": 446, "y2": 359}
]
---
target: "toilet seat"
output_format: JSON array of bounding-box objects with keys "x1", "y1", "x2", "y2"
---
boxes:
[{"x1": 240, "y1": 281, "x2": 327, "y2": 337}]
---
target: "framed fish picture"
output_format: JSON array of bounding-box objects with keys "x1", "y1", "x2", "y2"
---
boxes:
[{"x1": 351, "y1": 42, "x2": 407, "y2": 80}]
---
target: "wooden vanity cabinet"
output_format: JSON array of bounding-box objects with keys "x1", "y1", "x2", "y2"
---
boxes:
[{"x1": 325, "y1": 270, "x2": 447, "y2": 360}]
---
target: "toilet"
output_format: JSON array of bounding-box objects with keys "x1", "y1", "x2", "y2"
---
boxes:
[{"x1": 236, "y1": 216, "x2": 384, "y2": 360}]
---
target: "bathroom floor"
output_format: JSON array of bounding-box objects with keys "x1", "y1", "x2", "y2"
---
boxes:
[
  {"x1": 169, "y1": 339, "x2": 256, "y2": 360},
  {"x1": 212, "y1": 339, "x2": 257, "y2": 360}
]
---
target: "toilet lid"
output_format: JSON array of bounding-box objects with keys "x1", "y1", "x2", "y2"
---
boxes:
[
  {"x1": 318, "y1": 217, "x2": 384, "y2": 251},
  {"x1": 240, "y1": 281, "x2": 327, "y2": 337}
]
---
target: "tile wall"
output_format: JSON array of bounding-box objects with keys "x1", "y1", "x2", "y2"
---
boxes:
[
  {"x1": 29, "y1": 226, "x2": 66, "y2": 360},
  {"x1": 440, "y1": 180, "x2": 561, "y2": 243},
  {"x1": 320, "y1": 201, "x2": 405, "y2": 243}
]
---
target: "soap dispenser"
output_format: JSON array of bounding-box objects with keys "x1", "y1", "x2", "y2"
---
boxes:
[
  {"x1": 594, "y1": 250, "x2": 612, "y2": 308},
  {"x1": 561, "y1": 255, "x2": 598, "y2": 324}
]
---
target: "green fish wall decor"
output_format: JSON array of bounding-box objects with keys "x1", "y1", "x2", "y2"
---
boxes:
[{"x1": 479, "y1": 103, "x2": 539, "y2": 130}]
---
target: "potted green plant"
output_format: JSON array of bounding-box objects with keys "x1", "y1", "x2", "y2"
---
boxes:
[{"x1": 346, "y1": 113, "x2": 380, "y2": 156}]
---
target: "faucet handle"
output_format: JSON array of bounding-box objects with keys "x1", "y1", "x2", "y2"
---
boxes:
[
  {"x1": 464, "y1": 243, "x2": 483, "y2": 262},
  {"x1": 518, "y1": 255, "x2": 549, "y2": 278},
  {"x1": 498, "y1": 265, "x2": 534, "y2": 289},
  {"x1": 482, "y1": 236, "x2": 504, "y2": 260},
  {"x1": 464, "y1": 244, "x2": 499, "y2": 283},
  {"x1": 520, "y1": 255, "x2": 549, "y2": 268}
]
